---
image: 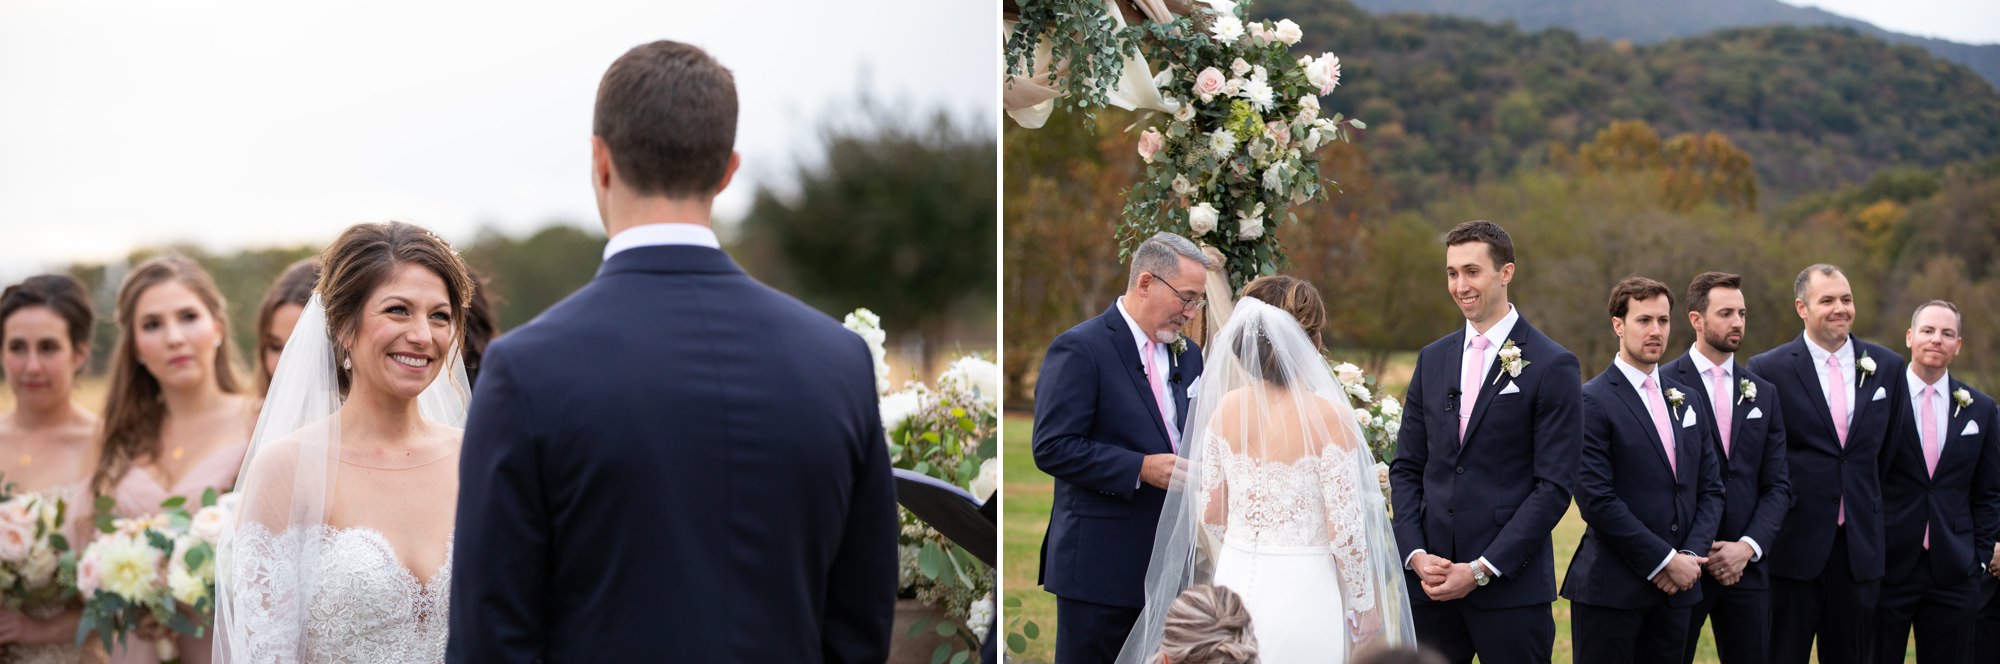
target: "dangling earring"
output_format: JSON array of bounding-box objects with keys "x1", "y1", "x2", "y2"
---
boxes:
[{"x1": 342, "y1": 356, "x2": 352, "y2": 371}]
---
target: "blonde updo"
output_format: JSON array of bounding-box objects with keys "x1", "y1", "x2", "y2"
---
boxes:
[
  {"x1": 1239, "y1": 275, "x2": 1326, "y2": 349},
  {"x1": 1156, "y1": 584, "x2": 1259, "y2": 664}
]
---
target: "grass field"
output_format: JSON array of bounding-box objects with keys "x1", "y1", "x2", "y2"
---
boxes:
[{"x1": 1003, "y1": 413, "x2": 1913, "y2": 663}]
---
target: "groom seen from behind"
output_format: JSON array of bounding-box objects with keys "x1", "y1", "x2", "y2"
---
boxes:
[
  {"x1": 1390, "y1": 220, "x2": 1581, "y2": 663},
  {"x1": 447, "y1": 40, "x2": 898, "y2": 662},
  {"x1": 1034, "y1": 231, "x2": 1211, "y2": 664}
]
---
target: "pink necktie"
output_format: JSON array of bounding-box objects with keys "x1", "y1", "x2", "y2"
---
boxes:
[
  {"x1": 1460, "y1": 335, "x2": 1491, "y2": 441},
  {"x1": 1709, "y1": 367, "x2": 1733, "y2": 458},
  {"x1": 1826, "y1": 353, "x2": 1849, "y2": 526},
  {"x1": 1921, "y1": 385, "x2": 1940, "y2": 549},
  {"x1": 1143, "y1": 341, "x2": 1176, "y2": 453},
  {"x1": 1644, "y1": 376, "x2": 1677, "y2": 478}
]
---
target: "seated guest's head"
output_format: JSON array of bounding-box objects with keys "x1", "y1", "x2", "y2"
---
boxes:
[{"x1": 1157, "y1": 584, "x2": 1258, "y2": 664}]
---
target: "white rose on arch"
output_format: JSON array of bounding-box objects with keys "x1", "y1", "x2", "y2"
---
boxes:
[
  {"x1": 1189, "y1": 202, "x2": 1220, "y2": 236},
  {"x1": 1236, "y1": 202, "x2": 1266, "y2": 240}
]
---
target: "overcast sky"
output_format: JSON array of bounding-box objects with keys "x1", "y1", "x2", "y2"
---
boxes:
[
  {"x1": 1781, "y1": 0, "x2": 1999, "y2": 44},
  {"x1": 0, "y1": 0, "x2": 995, "y2": 281}
]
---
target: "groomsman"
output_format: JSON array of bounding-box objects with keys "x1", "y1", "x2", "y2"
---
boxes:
[
  {"x1": 1664, "y1": 272, "x2": 1792, "y2": 664},
  {"x1": 1564, "y1": 277, "x2": 1725, "y2": 664},
  {"x1": 1873, "y1": 300, "x2": 2000, "y2": 664},
  {"x1": 1391, "y1": 220, "x2": 1582, "y2": 663},
  {"x1": 1748, "y1": 264, "x2": 1907, "y2": 664}
]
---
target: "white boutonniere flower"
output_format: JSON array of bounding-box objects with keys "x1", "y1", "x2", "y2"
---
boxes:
[
  {"x1": 1857, "y1": 352, "x2": 1877, "y2": 378},
  {"x1": 1954, "y1": 388, "x2": 1972, "y2": 417},
  {"x1": 1738, "y1": 378, "x2": 1756, "y2": 404},
  {"x1": 1667, "y1": 387, "x2": 1686, "y2": 417},
  {"x1": 1170, "y1": 335, "x2": 1188, "y2": 369},
  {"x1": 1492, "y1": 339, "x2": 1529, "y2": 385}
]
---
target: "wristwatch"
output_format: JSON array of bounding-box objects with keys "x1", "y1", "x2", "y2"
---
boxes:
[{"x1": 1470, "y1": 563, "x2": 1490, "y2": 587}]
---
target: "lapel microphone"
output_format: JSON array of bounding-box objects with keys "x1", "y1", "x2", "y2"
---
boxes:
[{"x1": 1446, "y1": 387, "x2": 1461, "y2": 413}]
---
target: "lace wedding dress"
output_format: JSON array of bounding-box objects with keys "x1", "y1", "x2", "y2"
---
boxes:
[
  {"x1": 228, "y1": 524, "x2": 450, "y2": 663},
  {"x1": 1202, "y1": 435, "x2": 1375, "y2": 663}
]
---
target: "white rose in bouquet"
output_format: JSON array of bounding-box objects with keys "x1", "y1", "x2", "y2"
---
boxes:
[
  {"x1": 941, "y1": 356, "x2": 1001, "y2": 410},
  {"x1": 1273, "y1": 19, "x2": 1304, "y2": 45},
  {"x1": 1189, "y1": 203, "x2": 1220, "y2": 236},
  {"x1": 1230, "y1": 57, "x2": 1251, "y2": 76},
  {"x1": 1172, "y1": 174, "x2": 1195, "y2": 197},
  {"x1": 879, "y1": 388, "x2": 924, "y2": 433},
  {"x1": 1262, "y1": 162, "x2": 1290, "y2": 193},
  {"x1": 1333, "y1": 362, "x2": 1365, "y2": 386},
  {"x1": 191, "y1": 504, "x2": 231, "y2": 543},
  {"x1": 970, "y1": 458, "x2": 998, "y2": 501},
  {"x1": 19, "y1": 541, "x2": 57, "y2": 589},
  {"x1": 1380, "y1": 396, "x2": 1403, "y2": 419},
  {"x1": 1236, "y1": 203, "x2": 1266, "y2": 240},
  {"x1": 1297, "y1": 94, "x2": 1320, "y2": 125}
]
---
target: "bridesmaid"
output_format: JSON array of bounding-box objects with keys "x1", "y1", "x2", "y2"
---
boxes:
[
  {"x1": 0, "y1": 275, "x2": 99, "y2": 663},
  {"x1": 90, "y1": 256, "x2": 256, "y2": 664},
  {"x1": 253, "y1": 258, "x2": 320, "y2": 393}
]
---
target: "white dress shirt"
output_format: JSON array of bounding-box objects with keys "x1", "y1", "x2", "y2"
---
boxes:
[
  {"x1": 603, "y1": 222, "x2": 722, "y2": 261},
  {"x1": 1687, "y1": 346, "x2": 1763, "y2": 561},
  {"x1": 1802, "y1": 333, "x2": 1858, "y2": 428}
]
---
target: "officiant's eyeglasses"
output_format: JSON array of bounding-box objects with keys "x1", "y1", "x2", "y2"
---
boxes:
[{"x1": 1146, "y1": 272, "x2": 1206, "y2": 311}]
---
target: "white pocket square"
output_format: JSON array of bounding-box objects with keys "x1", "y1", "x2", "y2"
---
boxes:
[
  {"x1": 1682, "y1": 407, "x2": 1697, "y2": 428},
  {"x1": 1872, "y1": 386, "x2": 1887, "y2": 401},
  {"x1": 1966, "y1": 420, "x2": 1982, "y2": 436},
  {"x1": 1187, "y1": 377, "x2": 1201, "y2": 398},
  {"x1": 1748, "y1": 407, "x2": 1763, "y2": 420},
  {"x1": 1498, "y1": 381, "x2": 1521, "y2": 396}
]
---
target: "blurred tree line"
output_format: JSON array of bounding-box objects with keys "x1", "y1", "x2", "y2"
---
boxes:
[
  {"x1": 1006, "y1": 1, "x2": 1999, "y2": 405},
  {"x1": 34, "y1": 106, "x2": 994, "y2": 381}
]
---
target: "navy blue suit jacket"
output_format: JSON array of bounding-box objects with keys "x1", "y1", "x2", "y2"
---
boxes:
[
  {"x1": 1747, "y1": 335, "x2": 1905, "y2": 582},
  {"x1": 1562, "y1": 363, "x2": 1725, "y2": 610},
  {"x1": 1662, "y1": 353, "x2": 1793, "y2": 590},
  {"x1": 1881, "y1": 377, "x2": 2000, "y2": 585},
  {"x1": 1389, "y1": 314, "x2": 1582, "y2": 609},
  {"x1": 1033, "y1": 303, "x2": 1201, "y2": 608},
  {"x1": 446, "y1": 246, "x2": 899, "y2": 663}
]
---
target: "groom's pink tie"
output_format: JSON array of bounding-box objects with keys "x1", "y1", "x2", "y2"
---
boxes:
[
  {"x1": 1644, "y1": 376, "x2": 1677, "y2": 478},
  {"x1": 1826, "y1": 353, "x2": 1849, "y2": 525},
  {"x1": 1144, "y1": 341, "x2": 1177, "y2": 453},
  {"x1": 1708, "y1": 367, "x2": 1733, "y2": 458},
  {"x1": 1460, "y1": 335, "x2": 1490, "y2": 441},
  {"x1": 1921, "y1": 384, "x2": 1940, "y2": 548}
]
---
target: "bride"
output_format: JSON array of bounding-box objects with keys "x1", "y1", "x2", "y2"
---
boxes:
[
  {"x1": 1119, "y1": 275, "x2": 1415, "y2": 663},
  {"x1": 216, "y1": 221, "x2": 476, "y2": 663}
]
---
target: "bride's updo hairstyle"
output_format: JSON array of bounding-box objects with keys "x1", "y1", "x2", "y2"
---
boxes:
[
  {"x1": 1155, "y1": 584, "x2": 1260, "y2": 664},
  {"x1": 1238, "y1": 275, "x2": 1327, "y2": 388},
  {"x1": 316, "y1": 222, "x2": 474, "y2": 397}
]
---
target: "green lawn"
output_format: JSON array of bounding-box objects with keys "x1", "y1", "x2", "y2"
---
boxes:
[{"x1": 1002, "y1": 414, "x2": 1910, "y2": 663}]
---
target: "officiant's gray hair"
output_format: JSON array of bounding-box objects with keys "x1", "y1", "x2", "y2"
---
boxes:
[{"x1": 1128, "y1": 232, "x2": 1215, "y2": 290}]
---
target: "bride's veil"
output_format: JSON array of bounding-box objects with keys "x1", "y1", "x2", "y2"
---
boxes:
[
  {"x1": 213, "y1": 293, "x2": 469, "y2": 661},
  {"x1": 1116, "y1": 296, "x2": 1414, "y2": 663}
]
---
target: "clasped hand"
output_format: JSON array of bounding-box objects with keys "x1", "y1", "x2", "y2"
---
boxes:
[
  {"x1": 1651, "y1": 551, "x2": 1706, "y2": 594},
  {"x1": 1413, "y1": 552, "x2": 1480, "y2": 601}
]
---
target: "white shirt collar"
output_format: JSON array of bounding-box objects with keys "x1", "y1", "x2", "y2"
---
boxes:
[
  {"x1": 1464, "y1": 304, "x2": 1520, "y2": 350},
  {"x1": 1907, "y1": 367, "x2": 1951, "y2": 399},
  {"x1": 1115, "y1": 297, "x2": 1154, "y2": 351},
  {"x1": 1614, "y1": 353, "x2": 1662, "y2": 393},
  {"x1": 603, "y1": 223, "x2": 721, "y2": 261},
  {"x1": 1688, "y1": 344, "x2": 1733, "y2": 379},
  {"x1": 1802, "y1": 332, "x2": 1853, "y2": 369}
]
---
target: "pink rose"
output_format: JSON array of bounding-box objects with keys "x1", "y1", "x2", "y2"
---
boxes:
[
  {"x1": 1267, "y1": 121, "x2": 1291, "y2": 151},
  {"x1": 1248, "y1": 22, "x2": 1269, "y2": 45},
  {"x1": 1194, "y1": 67, "x2": 1226, "y2": 102},
  {"x1": 77, "y1": 554, "x2": 100, "y2": 597},
  {"x1": 1137, "y1": 128, "x2": 1165, "y2": 164}
]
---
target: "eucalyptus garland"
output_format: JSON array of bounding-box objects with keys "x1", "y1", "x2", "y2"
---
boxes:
[{"x1": 1004, "y1": 0, "x2": 1140, "y2": 125}]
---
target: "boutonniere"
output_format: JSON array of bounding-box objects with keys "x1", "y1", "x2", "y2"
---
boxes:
[
  {"x1": 1491, "y1": 339, "x2": 1530, "y2": 385},
  {"x1": 1737, "y1": 378, "x2": 1756, "y2": 404},
  {"x1": 1856, "y1": 352, "x2": 1877, "y2": 378},
  {"x1": 1169, "y1": 335, "x2": 1188, "y2": 369},
  {"x1": 1667, "y1": 387, "x2": 1686, "y2": 415},
  {"x1": 1955, "y1": 388, "x2": 1972, "y2": 417}
]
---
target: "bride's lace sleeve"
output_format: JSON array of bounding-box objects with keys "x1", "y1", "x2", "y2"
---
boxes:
[
  {"x1": 1317, "y1": 449, "x2": 1377, "y2": 614},
  {"x1": 225, "y1": 523, "x2": 303, "y2": 663},
  {"x1": 1198, "y1": 430, "x2": 1227, "y2": 542}
]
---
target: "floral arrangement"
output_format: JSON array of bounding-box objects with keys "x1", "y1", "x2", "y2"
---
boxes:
[
  {"x1": 1329, "y1": 360, "x2": 1401, "y2": 500},
  {"x1": 845, "y1": 309, "x2": 999, "y2": 662},
  {"x1": 75, "y1": 489, "x2": 232, "y2": 660},
  {"x1": 1119, "y1": 0, "x2": 1362, "y2": 289},
  {"x1": 0, "y1": 487, "x2": 74, "y2": 611},
  {"x1": 1003, "y1": 0, "x2": 1140, "y2": 123}
]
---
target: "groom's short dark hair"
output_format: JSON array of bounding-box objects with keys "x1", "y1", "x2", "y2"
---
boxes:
[
  {"x1": 1443, "y1": 220, "x2": 1514, "y2": 269},
  {"x1": 594, "y1": 40, "x2": 737, "y2": 199}
]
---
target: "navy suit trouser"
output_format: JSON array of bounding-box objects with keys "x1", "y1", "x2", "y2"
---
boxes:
[
  {"x1": 1683, "y1": 577, "x2": 1770, "y2": 664},
  {"x1": 1410, "y1": 598, "x2": 1553, "y2": 664},
  {"x1": 1055, "y1": 595, "x2": 1140, "y2": 664},
  {"x1": 1771, "y1": 527, "x2": 1880, "y2": 664},
  {"x1": 1872, "y1": 549, "x2": 1975, "y2": 664},
  {"x1": 1573, "y1": 599, "x2": 1691, "y2": 664}
]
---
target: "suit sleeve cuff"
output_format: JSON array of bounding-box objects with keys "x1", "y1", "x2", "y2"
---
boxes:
[
  {"x1": 1647, "y1": 549, "x2": 1676, "y2": 580},
  {"x1": 1476, "y1": 556, "x2": 1499, "y2": 578},
  {"x1": 1405, "y1": 549, "x2": 1426, "y2": 570},
  {"x1": 1739, "y1": 536, "x2": 1763, "y2": 561}
]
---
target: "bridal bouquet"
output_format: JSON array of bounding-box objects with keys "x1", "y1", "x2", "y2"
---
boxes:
[
  {"x1": 75, "y1": 489, "x2": 229, "y2": 660},
  {"x1": 1120, "y1": 0, "x2": 1363, "y2": 288},
  {"x1": 1329, "y1": 361, "x2": 1401, "y2": 498},
  {"x1": 0, "y1": 488, "x2": 75, "y2": 610}
]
